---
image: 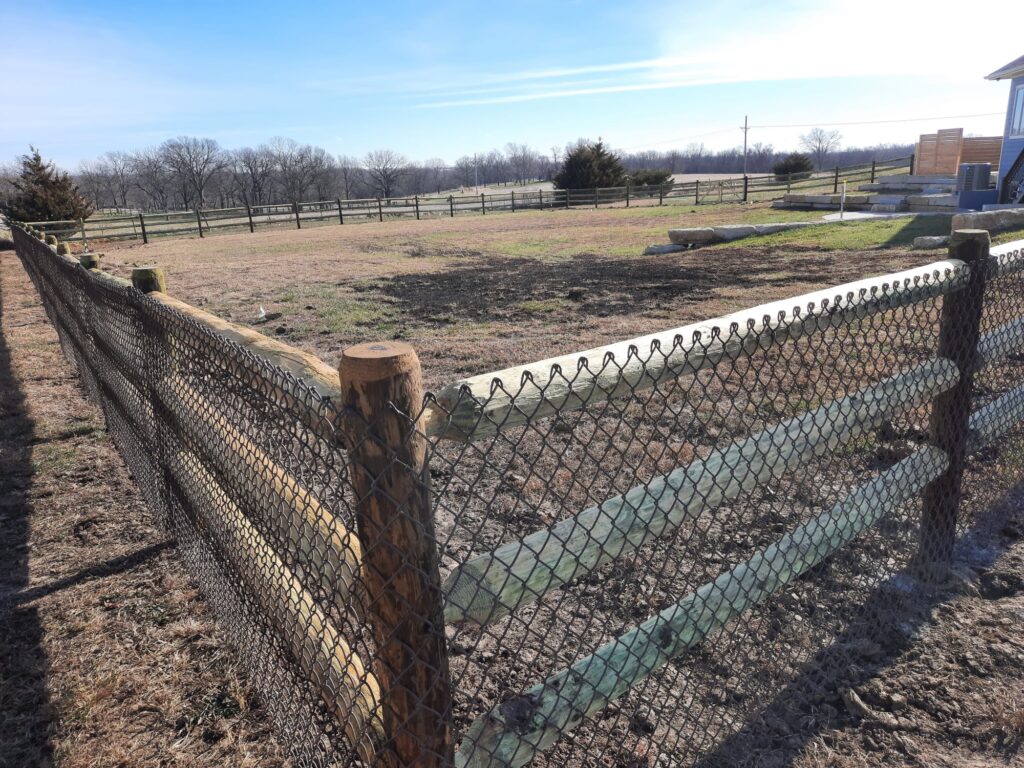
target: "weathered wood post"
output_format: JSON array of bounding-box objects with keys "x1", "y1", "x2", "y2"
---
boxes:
[
  {"x1": 511, "y1": 189, "x2": 516, "y2": 213},
  {"x1": 918, "y1": 229, "x2": 990, "y2": 580},
  {"x1": 833, "y1": 166, "x2": 840, "y2": 194},
  {"x1": 131, "y1": 266, "x2": 167, "y2": 294},
  {"x1": 625, "y1": 182, "x2": 630, "y2": 208},
  {"x1": 909, "y1": 153, "x2": 916, "y2": 175},
  {"x1": 538, "y1": 189, "x2": 544, "y2": 209},
  {"x1": 594, "y1": 187, "x2": 599, "y2": 208},
  {"x1": 139, "y1": 213, "x2": 149, "y2": 244},
  {"x1": 742, "y1": 175, "x2": 749, "y2": 203},
  {"x1": 870, "y1": 160, "x2": 877, "y2": 184},
  {"x1": 693, "y1": 180, "x2": 698, "y2": 205},
  {"x1": 336, "y1": 198, "x2": 345, "y2": 225},
  {"x1": 480, "y1": 193, "x2": 486, "y2": 214},
  {"x1": 195, "y1": 209, "x2": 204, "y2": 238},
  {"x1": 80, "y1": 252, "x2": 101, "y2": 270},
  {"x1": 377, "y1": 197, "x2": 384, "y2": 223},
  {"x1": 246, "y1": 204, "x2": 255, "y2": 233},
  {"x1": 293, "y1": 201, "x2": 302, "y2": 229},
  {"x1": 338, "y1": 342, "x2": 454, "y2": 767},
  {"x1": 448, "y1": 195, "x2": 454, "y2": 218},
  {"x1": 415, "y1": 195, "x2": 420, "y2": 220}
]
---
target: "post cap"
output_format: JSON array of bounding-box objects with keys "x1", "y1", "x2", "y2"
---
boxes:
[
  {"x1": 339, "y1": 341, "x2": 419, "y2": 383},
  {"x1": 131, "y1": 265, "x2": 167, "y2": 293}
]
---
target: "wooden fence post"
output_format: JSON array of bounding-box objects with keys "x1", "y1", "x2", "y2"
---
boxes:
[
  {"x1": 833, "y1": 166, "x2": 840, "y2": 194},
  {"x1": 511, "y1": 190, "x2": 516, "y2": 213},
  {"x1": 195, "y1": 209, "x2": 204, "y2": 238},
  {"x1": 293, "y1": 202, "x2": 302, "y2": 229},
  {"x1": 909, "y1": 153, "x2": 916, "y2": 175},
  {"x1": 338, "y1": 342, "x2": 454, "y2": 767},
  {"x1": 378, "y1": 198, "x2": 384, "y2": 223},
  {"x1": 336, "y1": 198, "x2": 345, "y2": 225},
  {"x1": 693, "y1": 180, "x2": 698, "y2": 205},
  {"x1": 480, "y1": 193, "x2": 486, "y2": 215},
  {"x1": 625, "y1": 183, "x2": 630, "y2": 208},
  {"x1": 870, "y1": 160, "x2": 877, "y2": 184},
  {"x1": 449, "y1": 195, "x2": 454, "y2": 218},
  {"x1": 594, "y1": 187, "x2": 599, "y2": 208},
  {"x1": 918, "y1": 229, "x2": 990, "y2": 580},
  {"x1": 539, "y1": 189, "x2": 544, "y2": 209},
  {"x1": 131, "y1": 266, "x2": 167, "y2": 294},
  {"x1": 742, "y1": 175, "x2": 749, "y2": 203},
  {"x1": 246, "y1": 204, "x2": 255, "y2": 233},
  {"x1": 139, "y1": 213, "x2": 149, "y2": 245},
  {"x1": 415, "y1": 196, "x2": 420, "y2": 220}
]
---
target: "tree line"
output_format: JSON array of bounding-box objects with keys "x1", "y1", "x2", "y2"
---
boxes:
[{"x1": 1, "y1": 131, "x2": 914, "y2": 215}]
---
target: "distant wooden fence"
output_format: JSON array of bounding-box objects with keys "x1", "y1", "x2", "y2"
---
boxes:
[
  {"x1": 28, "y1": 157, "x2": 912, "y2": 246},
  {"x1": 914, "y1": 128, "x2": 1003, "y2": 176},
  {"x1": 11, "y1": 217, "x2": 1024, "y2": 767}
]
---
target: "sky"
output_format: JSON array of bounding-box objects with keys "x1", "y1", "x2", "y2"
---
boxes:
[{"x1": 2, "y1": 0, "x2": 1022, "y2": 168}]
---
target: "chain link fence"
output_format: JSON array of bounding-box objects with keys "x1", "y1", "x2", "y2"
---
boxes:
[{"x1": 8, "y1": 220, "x2": 1024, "y2": 767}]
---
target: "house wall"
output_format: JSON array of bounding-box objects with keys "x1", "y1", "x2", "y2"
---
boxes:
[{"x1": 997, "y1": 74, "x2": 1024, "y2": 191}]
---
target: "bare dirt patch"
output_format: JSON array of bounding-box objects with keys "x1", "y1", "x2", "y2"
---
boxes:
[{"x1": 0, "y1": 235, "x2": 287, "y2": 767}]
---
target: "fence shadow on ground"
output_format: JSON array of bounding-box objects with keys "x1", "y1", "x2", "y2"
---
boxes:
[
  {"x1": 0, "y1": 247, "x2": 54, "y2": 766},
  {"x1": 697, "y1": 486, "x2": 1024, "y2": 767}
]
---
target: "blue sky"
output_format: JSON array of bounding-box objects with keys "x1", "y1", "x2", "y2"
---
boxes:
[{"x1": 2, "y1": 0, "x2": 1021, "y2": 168}]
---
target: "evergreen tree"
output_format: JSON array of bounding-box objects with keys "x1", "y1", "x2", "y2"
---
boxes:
[
  {"x1": 553, "y1": 140, "x2": 627, "y2": 190},
  {"x1": 3, "y1": 148, "x2": 93, "y2": 222}
]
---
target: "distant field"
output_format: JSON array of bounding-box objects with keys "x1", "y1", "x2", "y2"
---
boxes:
[{"x1": 98, "y1": 202, "x2": 959, "y2": 388}]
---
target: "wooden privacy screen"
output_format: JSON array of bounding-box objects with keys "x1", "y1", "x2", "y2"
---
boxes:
[{"x1": 914, "y1": 128, "x2": 1003, "y2": 176}]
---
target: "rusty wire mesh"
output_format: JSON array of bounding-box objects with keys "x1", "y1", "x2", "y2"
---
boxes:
[{"x1": 9, "y1": 221, "x2": 1024, "y2": 768}]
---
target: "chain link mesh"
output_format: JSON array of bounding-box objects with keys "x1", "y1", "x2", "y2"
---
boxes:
[{"x1": 10, "y1": 222, "x2": 1024, "y2": 767}]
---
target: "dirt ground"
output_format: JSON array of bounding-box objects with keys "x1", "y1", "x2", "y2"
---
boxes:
[
  {"x1": 0, "y1": 236, "x2": 289, "y2": 767},
  {"x1": 97, "y1": 202, "x2": 939, "y2": 389}
]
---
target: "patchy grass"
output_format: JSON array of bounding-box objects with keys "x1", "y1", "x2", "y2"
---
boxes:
[{"x1": 710, "y1": 216, "x2": 952, "y2": 251}]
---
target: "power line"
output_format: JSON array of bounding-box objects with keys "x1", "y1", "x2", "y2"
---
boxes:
[
  {"x1": 620, "y1": 111, "x2": 1004, "y2": 153},
  {"x1": 751, "y1": 112, "x2": 1003, "y2": 129}
]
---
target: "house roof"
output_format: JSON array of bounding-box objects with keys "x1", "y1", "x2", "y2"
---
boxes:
[{"x1": 987, "y1": 54, "x2": 1024, "y2": 80}]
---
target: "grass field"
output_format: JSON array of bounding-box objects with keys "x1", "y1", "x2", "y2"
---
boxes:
[{"x1": 98, "y1": 202, "x2": 968, "y2": 389}]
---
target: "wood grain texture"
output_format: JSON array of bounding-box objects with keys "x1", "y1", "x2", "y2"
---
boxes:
[
  {"x1": 157, "y1": 374, "x2": 364, "y2": 617},
  {"x1": 430, "y1": 260, "x2": 965, "y2": 441},
  {"x1": 443, "y1": 356, "x2": 959, "y2": 626},
  {"x1": 339, "y1": 342, "x2": 455, "y2": 767},
  {"x1": 455, "y1": 445, "x2": 949, "y2": 768}
]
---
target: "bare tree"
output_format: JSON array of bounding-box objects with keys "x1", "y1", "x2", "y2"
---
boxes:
[
  {"x1": 505, "y1": 143, "x2": 540, "y2": 185},
  {"x1": 800, "y1": 128, "x2": 842, "y2": 170},
  {"x1": 129, "y1": 149, "x2": 173, "y2": 210},
  {"x1": 363, "y1": 149, "x2": 407, "y2": 198},
  {"x1": 159, "y1": 136, "x2": 226, "y2": 208},
  {"x1": 103, "y1": 151, "x2": 133, "y2": 208},
  {"x1": 76, "y1": 160, "x2": 111, "y2": 209},
  {"x1": 337, "y1": 155, "x2": 365, "y2": 199},
  {"x1": 232, "y1": 145, "x2": 276, "y2": 205}
]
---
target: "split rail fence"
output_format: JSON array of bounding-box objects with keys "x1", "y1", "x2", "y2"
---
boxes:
[
  {"x1": 29, "y1": 156, "x2": 911, "y2": 246},
  {"x1": 8, "y1": 218, "x2": 1024, "y2": 768}
]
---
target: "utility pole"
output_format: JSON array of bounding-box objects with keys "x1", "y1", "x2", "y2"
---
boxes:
[{"x1": 741, "y1": 115, "x2": 749, "y2": 176}]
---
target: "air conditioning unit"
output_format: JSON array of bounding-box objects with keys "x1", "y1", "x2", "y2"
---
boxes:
[{"x1": 957, "y1": 163, "x2": 992, "y2": 192}]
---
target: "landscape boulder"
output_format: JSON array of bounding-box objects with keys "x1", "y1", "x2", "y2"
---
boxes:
[
  {"x1": 643, "y1": 243, "x2": 688, "y2": 255},
  {"x1": 668, "y1": 227, "x2": 717, "y2": 245}
]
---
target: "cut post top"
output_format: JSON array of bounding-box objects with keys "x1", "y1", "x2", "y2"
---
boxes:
[
  {"x1": 950, "y1": 229, "x2": 991, "y2": 251},
  {"x1": 131, "y1": 266, "x2": 167, "y2": 294},
  {"x1": 80, "y1": 252, "x2": 101, "y2": 269},
  {"x1": 339, "y1": 341, "x2": 420, "y2": 384}
]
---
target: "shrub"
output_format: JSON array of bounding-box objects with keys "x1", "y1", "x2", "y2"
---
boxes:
[
  {"x1": 772, "y1": 153, "x2": 814, "y2": 181},
  {"x1": 3, "y1": 148, "x2": 93, "y2": 222},
  {"x1": 553, "y1": 141, "x2": 627, "y2": 190}
]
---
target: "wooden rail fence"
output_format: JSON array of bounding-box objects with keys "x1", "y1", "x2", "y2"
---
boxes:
[
  {"x1": 27, "y1": 157, "x2": 911, "y2": 246},
  {"x1": 8, "y1": 217, "x2": 1024, "y2": 767}
]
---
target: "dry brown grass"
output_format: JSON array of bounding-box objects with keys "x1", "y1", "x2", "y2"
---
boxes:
[
  {"x1": 0, "y1": 237, "x2": 288, "y2": 767},
  {"x1": 98, "y1": 202, "x2": 933, "y2": 389}
]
